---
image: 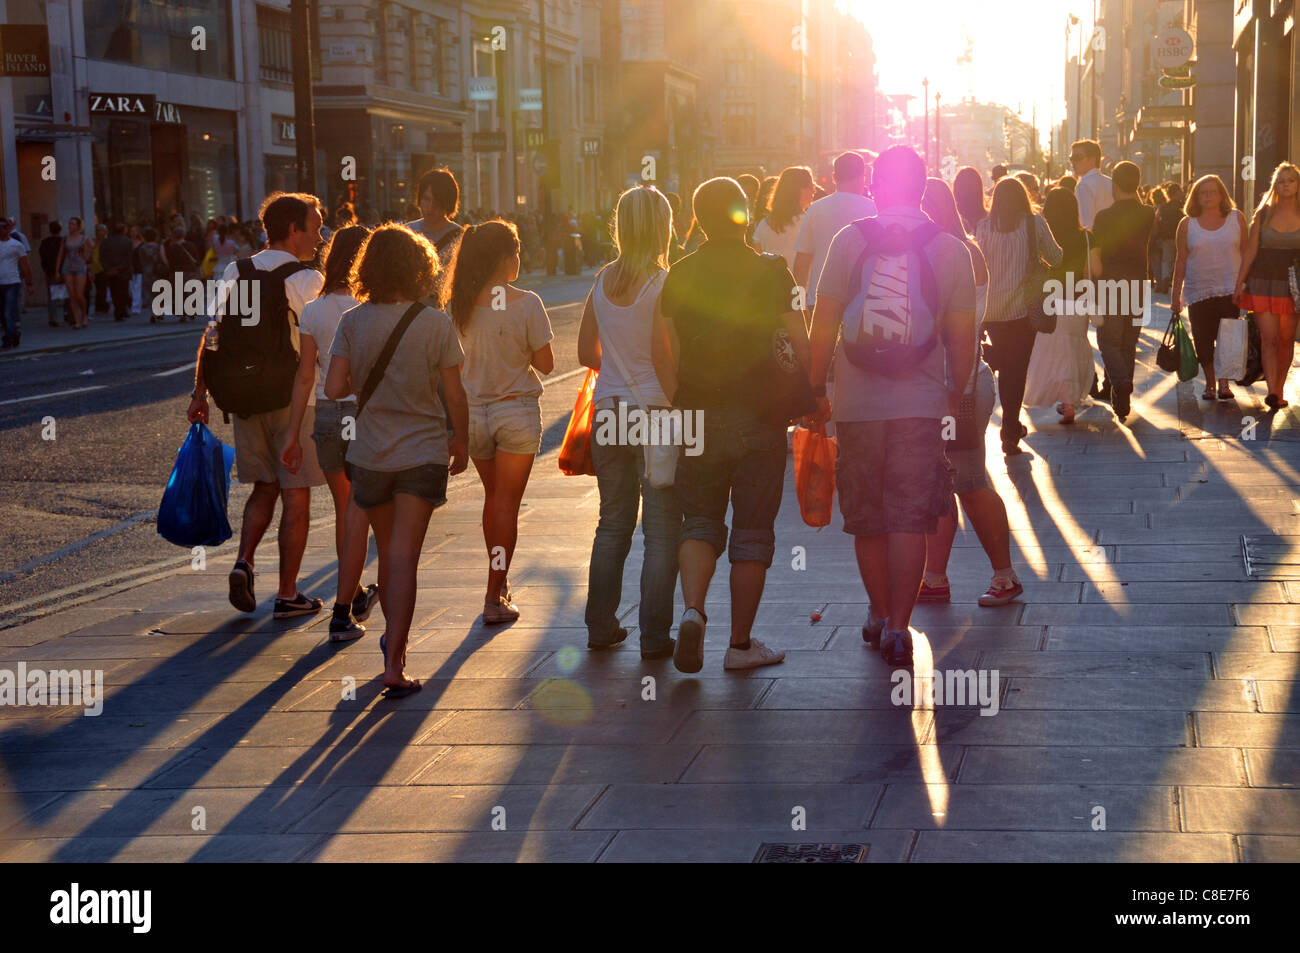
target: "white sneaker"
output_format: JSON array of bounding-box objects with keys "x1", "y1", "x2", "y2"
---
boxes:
[
  {"x1": 673, "y1": 608, "x2": 707, "y2": 673},
  {"x1": 482, "y1": 597, "x2": 519, "y2": 624},
  {"x1": 723, "y1": 638, "x2": 786, "y2": 671}
]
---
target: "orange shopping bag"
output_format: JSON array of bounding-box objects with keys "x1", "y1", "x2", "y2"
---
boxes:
[
  {"x1": 558, "y1": 368, "x2": 598, "y2": 476},
  {"x1": 792, "y1": 424, "x2": 837, "y2": 527}
]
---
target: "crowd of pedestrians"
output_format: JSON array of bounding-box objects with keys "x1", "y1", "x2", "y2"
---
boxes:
[{"x1": 168, "y1": 142, "x2": 1300, "y2": 694}]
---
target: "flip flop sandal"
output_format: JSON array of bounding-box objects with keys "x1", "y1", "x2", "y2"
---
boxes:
[
  {"x1": 1201, "y1": 387, "x2": 1215, "y2": 400},
  {"x1": 1217, "y1": 386, "x2": 1232, "y2": 400},
  {"x1": 381, "y1": 679, "x2": 422, "y2": 700},
  {"x1": 228, "y1": 561, "x2": 256, "y2": 613}
]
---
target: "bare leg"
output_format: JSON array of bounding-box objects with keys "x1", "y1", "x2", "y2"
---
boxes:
[
  {"x1": 276, "y1": 486, "x2": 312, "y2": 600},
  {"x1": 924, "y1": 496, "x2": 959, "y2": 576},
  {"x1": 678, "y1": 538, "x2": 719, "y2": 614},
  {"x1": 958, "y1": 487, "x2": 1014, "y2": 573},
  {"x1": 728, "y1": 561, "x2": 766, "y2": 646},
  {"x1": 854, "y1": 534, "x2": 891, "y2": 622},
  {"x1": 237, "y1": 480, "x2": 280, "y2": 569},
  {"x1": 475, "y1": 451, "x2": 535, "y2": 603},
  {"x1": 370, "y1": 493, "x2": 434, "y2": 688},
  {"x1": 886, "y1": 532, "x2": 927, "y2": 631},
  {"x1": 1257, "y1": 312, "x2": 1281, "y2": 398}
]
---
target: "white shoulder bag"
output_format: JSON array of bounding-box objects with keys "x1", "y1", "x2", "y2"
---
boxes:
[{"x1": 594, "y1": 274, "x2": 680, "y2": 488}]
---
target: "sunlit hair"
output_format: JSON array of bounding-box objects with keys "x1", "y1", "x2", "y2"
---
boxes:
[
  {"x1": 988, "y1": 176, "x2": 1033, "y2": 232},
  {"x1": 766, "y1": 166, "x2": 814, "y2": 234},
  {"x1": 755, "y1": 176, "x2": 779, "y2": 221},
  {"x1": 606, "y1": 186, "x2": 672, "y2": 300},
  {"x1": 445, "y1": 219, "x2": 520, "y2": 333},
  {"x1": 921, "y1": 177, "x2": 967, "y2": 241},
  {"x1": 1184, "y1": 174, "x2": 1234, "y2": 218},
  {"x1": 1252, "y1": 162, "x2": 1300, "y2": 222},
  {"x1": 953, "y1": 166, "x2": 988, "y2": 229},
  {"x1": 349, "y1": 223, "x2": 439, "y2": 304},
  {"x1": 1015, "y1": 171, "x2": 1041, "y2": 202},
  {"x1": 1042, "y1": 187, "x2": 1083, "y2": 246},
  {"x1": 319, "y1": 224, "x2": 370, "y2": 296}
]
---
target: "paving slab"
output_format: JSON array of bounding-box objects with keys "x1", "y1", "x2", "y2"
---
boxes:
[
  {"x1": 1237, "y1": 835, "x2": 1300, "y2": 862},
  {"x1": 300, "y1": 831, "x2": 612, "y2": 863},
  {"x1": 1195, "y1": 712, "x2": 1300, "y2": 747},
  {"x1": 910, "y1": 831, "x2": 1234, "y2": 862},
  {"x1": 0, "y1": 833, "x2": 321, "y2": 863},
  {"x1": 956, "y1": 746, "x2": 1245, "y2": 786},
  {"x1": 872, "y1": 783, "x2": 1178, "y2": 831},
  {"x1": 1182, "y1": 787, "x2": 1300, "y2": 834},
  {"x1": 577, "y1": 782, "x2": 881, "y2": 831},
  {"x1": 597, "y1": 828, "x2": 915, "y2": 863}
]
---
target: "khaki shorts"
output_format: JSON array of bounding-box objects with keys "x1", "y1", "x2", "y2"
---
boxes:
[
  {"x1": 468, "y1": 395, "x2": 542, "y2": 459},
  {"x1": 233, "y1": 403, "x2": 327, "y2": 488}
]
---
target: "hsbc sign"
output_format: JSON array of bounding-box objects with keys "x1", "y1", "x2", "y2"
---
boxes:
[{"x1": 1153, "y1": 28, "x2": 1194, "y2": 69}]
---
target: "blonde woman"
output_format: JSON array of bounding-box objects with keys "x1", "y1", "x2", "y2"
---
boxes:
[
  {"x1": 1235, "y1": 162, "x2": 1300, "y2": 409},
  {"x1": 752, "y1": 166, "x2": 814, "y2": 269},
  {"x1": 578, "y1": 186, "x2": 682, "y2": 658},
  {"x1": 1172, "y1": 175, "x2": 1247, "y2": 400}
]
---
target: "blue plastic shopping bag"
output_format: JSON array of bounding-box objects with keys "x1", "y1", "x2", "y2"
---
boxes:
[{"x1": 157, "y1": 423, "x2": 236, "y2": 547}]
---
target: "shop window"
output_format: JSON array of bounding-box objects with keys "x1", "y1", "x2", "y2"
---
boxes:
[{"x1": 84, "y1": 0, "x2": 234, "y2": 78}]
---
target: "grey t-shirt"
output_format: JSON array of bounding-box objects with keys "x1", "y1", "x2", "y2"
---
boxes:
[
  {"x1": 816, "y1": 207, "x2": 976, "y2": 422},
  {"x1": 458, "y1": 289, "x2": 554, "y2": 405},
  {"x1": 330, "y1": 300, "x2": 465, "y2": 471}
]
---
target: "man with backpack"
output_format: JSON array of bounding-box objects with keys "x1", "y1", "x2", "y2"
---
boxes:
[
  {"x1": 808, "y1": 146, "x2": 978, "y2": 667},
  {"x1": 186, "y1": 192, "x2": 326, "y2": 617},
  {"x1": 654, "y1": 176, "x2": 814, "y2": 674}
]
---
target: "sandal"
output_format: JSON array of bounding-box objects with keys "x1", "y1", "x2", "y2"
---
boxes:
[
  {"x1": 1201, "y1": 386, "x2": 1215, "y2": 400},
  {"x1": 381, "y1": 678, "x2": 422, "y2": 700},
  {"x1": 1217, "y1": 383, "x2": 1232, "y2": 400}
]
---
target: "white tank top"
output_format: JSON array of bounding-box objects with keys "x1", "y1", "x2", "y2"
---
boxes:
[
  {"x1": 1184, "y1": 214, "x2": 1242, "y2": 306},
  {"x1": 591, "y1": 268, "x2": 669, "y2": 407}
]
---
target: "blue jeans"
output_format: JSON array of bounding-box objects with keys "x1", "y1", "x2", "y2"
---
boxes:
[
  {"x1": 0, "y1": 283, "x2": 21, "y2": 344},
  {"x1": 586, "y1": 437, "x2": 682, "y2": 651}
]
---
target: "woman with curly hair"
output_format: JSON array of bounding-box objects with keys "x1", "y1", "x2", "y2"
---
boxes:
[
  {"x1": 324, "y1": 223, "x2": 470, "y2": 698},
  {"x1": 445, "y1": 220, "x2": 555, "y2": 623}
]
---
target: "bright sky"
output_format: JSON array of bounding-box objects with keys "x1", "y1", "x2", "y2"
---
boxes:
[{"x1": 840, "y1": 0, "x2": 1097, "y2": 148}]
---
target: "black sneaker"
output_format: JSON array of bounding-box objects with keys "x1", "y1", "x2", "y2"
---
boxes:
[
  {"x1": 351, "y1": 583, "x2": 380, "y2": 622},
  {"x1": 273, "y1": 593, "x2": 323, "y2": 619},
  {"x1": 329, "y1": 615, "x2": 365, "y2": 642},
  {"x1": 587, "y1": 627, "x2": 628, "y2": 650}
]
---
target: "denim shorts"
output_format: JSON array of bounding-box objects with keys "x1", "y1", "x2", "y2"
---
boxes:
[
  {"x1": 836, "y1": 418, "x2": 952, "y2": 537},
  {"x1": 312, "y1": 398, "x2": 356, "y2": 473},
  {"x1": 468, "y1": 395, "x2": 542, "y2": 459},
  {"x1": 674, "y1": 406, "x2": 787, "y2": 567},
  {"x1": 348, "y1": 463, "x2": 449, "y2": 510}
]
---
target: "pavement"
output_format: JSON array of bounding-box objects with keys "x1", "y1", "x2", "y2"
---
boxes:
[{"x1": 0, "y1": 308, "x2": 1298, "y2": 863}]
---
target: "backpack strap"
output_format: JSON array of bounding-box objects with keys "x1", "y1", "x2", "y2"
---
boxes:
[
  {"x1": 434, "y1": 225, "x2": 464, "y2": 253},
  {"x1": 356, "y1": 302, "x2": 425, "y2": 417}
]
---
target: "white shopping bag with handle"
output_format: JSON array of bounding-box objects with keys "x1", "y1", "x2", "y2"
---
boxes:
[{"x1": 1214, "y1": 317, "x2": 1247, "y2": 382}]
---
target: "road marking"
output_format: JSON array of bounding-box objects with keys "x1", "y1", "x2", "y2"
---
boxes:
[
  {"x1": 543, "y1": 366, "x2": 589, "y2": 388},
  {"x1": 154, "y1": 362, "x2": 195, "y2": 377},
  {"x1": 0, "y1": 385, "x2": 106, "y2": 406},
  {"x1": 0, "y1": 510, "x2": 156, "y2": 584}
]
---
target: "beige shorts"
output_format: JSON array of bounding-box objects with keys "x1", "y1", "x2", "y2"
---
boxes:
[
  {"x1": 233, "y1": 403, "x2": 326, "y2": 488},
  {"x1": 468, "y1": 395, "x2": 542, "y2": 459}
]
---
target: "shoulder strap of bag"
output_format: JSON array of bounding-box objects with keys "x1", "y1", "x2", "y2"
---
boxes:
[
  {"x1": 434, "y1": 225, "x2": 464, "y2": 253},
  {"x1": 357, "y1": 302, "x2": 425, "y2": 416}
]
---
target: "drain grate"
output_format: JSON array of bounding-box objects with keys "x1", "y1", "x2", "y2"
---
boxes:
[
  {"x1": 754, "y1": 843, "x2": 868, "y2": 863},
  {"x1": 1241, "y1": 535, "x2": 1300, "y2": 579}
]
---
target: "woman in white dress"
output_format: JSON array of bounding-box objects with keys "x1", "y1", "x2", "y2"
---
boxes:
[
  {"x1": 1023, "y1": 186, "x2": 1096, "y2": 424},
  {"x1": 751, "y1": 165, "x2": 814, "y2": 270}
]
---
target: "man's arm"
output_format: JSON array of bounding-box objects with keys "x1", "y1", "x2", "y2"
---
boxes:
[
  {"x1": 941, "y1": 307, "x2": 977, "y2": 412},
  {"x1": 793, "y1": 251, "x2": 812, "y2": 293}
]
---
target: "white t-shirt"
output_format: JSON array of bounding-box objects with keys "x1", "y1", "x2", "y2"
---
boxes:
[
  {"x1": 217, "y1": 247, "x2": 324, "y2": 349},
  {"x1": 591, "y1": 269, "x2": 669, "y2": 407},
  {"x1": 793, "y1": 190, "x2": 878, "y2": 305},
  {"x1": 300, "y1": 292, "x2": 359, "y2": 403},
  {"x1": 752, "y1": 214, "x2": 803, "y2": 270},
  {"x1": 1074, "y1": 168, "x2": 1114, "y2": 230},
  {"x1": 0, "y1": 237, "x2": 27, "y2": 285}
]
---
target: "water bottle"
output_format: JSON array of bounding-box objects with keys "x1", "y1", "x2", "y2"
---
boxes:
[{"x1": 204, "y1": 318, "x2": 219, "y2": 352}]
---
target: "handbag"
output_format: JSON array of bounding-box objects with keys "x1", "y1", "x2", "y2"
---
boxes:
[
  {"x1": 1023, "y1": 216, "x2": 1056, "y2": 334},
  {"x1": 1157, "y1": 313, "x2": 1183, "y2": 374},
  {"x1": 1174, "y1": 313, "x2": 1198, "y2": 382},
  {"x1": 558, "y1": 368, "x2": 598, "y2": 476},
  {"x1": 1238, "y1": 313, "x2": 1264, "y2": 386},
  {"x1": 792, "y1": 424, "x2": 837, "y2": 527},
  {"x1": 49, "y1": 282, "x2": 69, "y2": 302},
  {"x1": 1214, "y1": 314, "x2": 1247, "y2": 381},
  {"x1": 593, "y1": 297, "x2": 679, "y2": 488}
]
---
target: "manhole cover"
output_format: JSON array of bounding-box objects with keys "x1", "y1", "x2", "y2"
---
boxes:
[
  {"x1": 1241, "y1": 535, "x2": 1300, "y2": 579},
  {"x1": 753, "y1": 843, "x2": 868, "y2": 863}
]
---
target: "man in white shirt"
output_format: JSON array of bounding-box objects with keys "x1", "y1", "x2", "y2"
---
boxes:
[
  {"x1": 186, "y1": 192, "x2": 327, "y2": 618},
  {"x1": 0, "y1": 216, "x2": 35, "y2": 349},
  {"x1": 793, "y1": 151, "x2": 878, "y2": 309},
  {"x1": 1070, "y1": 139, "x2": 1113, "y2": 230}
]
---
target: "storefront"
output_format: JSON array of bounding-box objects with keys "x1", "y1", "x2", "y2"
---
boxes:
[{"x1": 89, "y1": 95, "x2": 239, "y2": 226}]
